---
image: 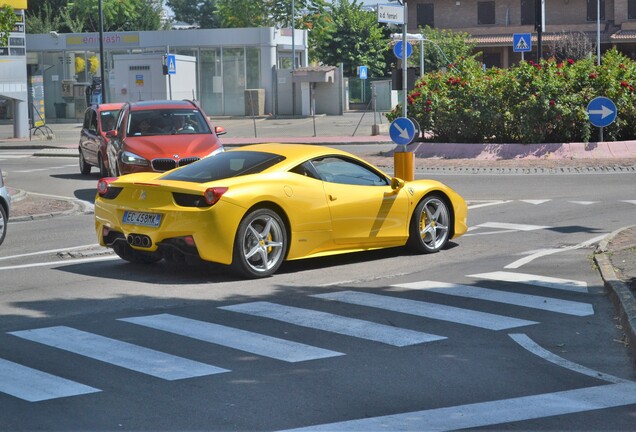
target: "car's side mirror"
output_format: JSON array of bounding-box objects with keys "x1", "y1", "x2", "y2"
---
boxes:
[
  {"x1": 214, "y1": 126, "x2": 227, "y2": 136},
  {"x1": 105, "y1": 130, "x2": 118, "y2": 139},
  {"x1": 390, "y1": 177, "x2": 405, "y2": 190}
]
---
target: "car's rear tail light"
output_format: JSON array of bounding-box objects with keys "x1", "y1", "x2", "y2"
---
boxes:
[
  {"x1": 203, "y1": 187, "x2": 228, "y2": 206},
  {"x1": 97, "y1": 177, "x2": 122, "y2": 199}
]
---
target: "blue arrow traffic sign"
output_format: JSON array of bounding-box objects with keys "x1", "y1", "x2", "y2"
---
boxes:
[
  {"x1": 390, "y1": 117, "x2": 416, "y2": 145},
  {"x1": 586, "y1": 96, "x2": 616, "y2": 128},
  {"x1": 393, "y1": 40, "x2": 412, "y2": 60}
]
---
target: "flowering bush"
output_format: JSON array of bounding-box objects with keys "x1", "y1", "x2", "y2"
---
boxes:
[{"x1": 387, "y1": 48, "x2": 636, "y2": 143}]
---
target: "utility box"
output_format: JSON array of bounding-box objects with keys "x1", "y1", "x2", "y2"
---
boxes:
[
  {"x1": 111, "y1": 54, "x2": 197, "y2": 103},
  {"x1": 245, "y1": 89, "x2": 265, "y2": 116}
]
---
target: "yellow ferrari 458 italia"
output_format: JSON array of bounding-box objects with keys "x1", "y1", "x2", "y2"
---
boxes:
[{"x1": 95, "y1": 143, "x2": 468, "y2": 278}]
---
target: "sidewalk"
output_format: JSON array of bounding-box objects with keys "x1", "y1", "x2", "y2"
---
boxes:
[{"x1": 1, "y1": 116, "x2": 635, "y2": 350}]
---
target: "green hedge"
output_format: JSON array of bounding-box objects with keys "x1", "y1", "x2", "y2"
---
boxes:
[{"x1": 387, "y1": 49, "x2": 636, "y2": 143}]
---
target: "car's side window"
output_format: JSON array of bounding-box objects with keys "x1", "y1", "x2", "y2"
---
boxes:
[
  {"x1": 289, "y1": 162, "x2": 320, "y2": 180},
  {"x1": 311, "y1": 156, "x2": 389, "y2": 186},
  {"x1": 89, "y1": 111, "x2": 98, "y2": 133}
]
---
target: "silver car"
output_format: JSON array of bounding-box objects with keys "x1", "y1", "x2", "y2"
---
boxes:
[{"x1": 0, "y1": 164, "x2": 10, "y2": 246}]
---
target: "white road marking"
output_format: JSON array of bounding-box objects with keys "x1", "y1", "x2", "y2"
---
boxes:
[
  {"x1": 13, "y1": 164, "x2": 77, "y2": 173},
  {"x1": 9, "y1": 326, "x2": 229, "y2": 380},
  {"x1": 0, "y1": 255, "x2": 118, "y2": 271},
  {"x1": 505, "y1": 234, "x2": 607, "y2": 269},
  {"x1": 282, "y1": 383, "x2": 636, "y2": 431},
  {"x1": 509, "y1": 334, "x2": 628, "y2": 384},
  {"x1": 0, "y1": 244, "x2": 102, "y2": 261},
  {"x1": 120, "y1": 314, "x2": 343, "y2": 363},
  {"x1": 519, "y1": 199, "x2": 552, "y2": 205},
  {"x1": 220, "y1": 302, "x2": 446, "y2": 346},
  {"x1": 469, "y1": 271, "x2": 588, "y2": 293},
  {"x1": 393, "y1": 281, "x2": 594, "y2": 316},
  {"x1": 569, "y1": 201, "x2": 598, "y2": 205},
  {"x1": 312, "y1": 291, "x2": 537, "y2": 330},
  {"x1": 621, "y1": 200, "x2": 636, "y2": 205},
  {"x1": 0, "y1": 358, "x2": 100, "y2": 402},
  {"x1": 467, "y1": 200, "x2": 512, "y2": 209},
  {"x1": 474, "y1": 222, "x2": 550, "y2": 231}
]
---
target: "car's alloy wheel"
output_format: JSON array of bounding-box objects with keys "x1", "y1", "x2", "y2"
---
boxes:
[
  {"x1": 407, "y1": 194, "x2": 451, "y2": 253},
  {"x1": 0, "y1": 204, "x2": 7, "y2": 246},
  {"x1": 233, "y1": 208, "x2": 287, "y2": 278},
  {"x1": 79, "y1": 150, "x2": 91, "y2": 175}
]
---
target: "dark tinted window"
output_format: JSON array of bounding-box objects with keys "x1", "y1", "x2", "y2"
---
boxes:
[
  {"x1": 417, "y1": 4, "x2": 434, "y2": 28},
  {"x1": 161, "y1": 151, "x2": 286, "y2": 183},
  {"x1": 587, "y1": 0, "x2": 605, "y2": 21},
  {"x1": 100, "y1": 110, "x2": 120, "y2": 132},
  {"x1": 478, "y1": 1, "x2": 496, "y2": 25},
  {"x1": 311, "y1": 156, "x2": 389, "y2": 186},
  {"x1": 127, "y1": 108, "x2": 211, "y2": 136}
]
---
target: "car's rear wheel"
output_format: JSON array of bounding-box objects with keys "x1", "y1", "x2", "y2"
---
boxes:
[
  {"x1": 113, "y1": 243, "x2": 162, "y2": 264},
  {"x1": 0, "y1": 204, "x2": 7, "y2": 246},
  {"x1": 98, "y1": 154, "x2": 108, "y2": 177},
  {"x1": 232, "y1": 208, "x2": 287, "y2": 278},
  {"x1": 407, "y1": 194, "x2": 451, "y2": 253},
  {"x1": 79, "y1": 149, "x2": 91, "y2": 175}
]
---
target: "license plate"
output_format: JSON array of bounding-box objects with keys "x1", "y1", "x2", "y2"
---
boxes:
[{"x1": 122, "y1": 210, "x2": 162, "y2": 227}]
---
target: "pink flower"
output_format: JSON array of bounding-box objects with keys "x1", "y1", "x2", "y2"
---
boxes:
[
  {"x1": 567, "y1": 59, "x2": 575, "y2": 65},
  {"x1": 549, "y1": 99, "x2": 555, "y2": 106}
]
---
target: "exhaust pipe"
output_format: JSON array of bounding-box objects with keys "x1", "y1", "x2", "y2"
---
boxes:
[{"x1": 127, "y1": 234, "x2": 152, "y2": 248}]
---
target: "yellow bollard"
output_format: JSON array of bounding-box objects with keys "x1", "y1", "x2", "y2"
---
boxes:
[{"x1": 393, "y1": 151, "x2": 414, "y2": 181}]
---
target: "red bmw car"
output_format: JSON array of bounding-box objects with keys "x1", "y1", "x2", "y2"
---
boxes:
[{"x1": 105, "y1": 100, "x2": 225, "y2": 176}]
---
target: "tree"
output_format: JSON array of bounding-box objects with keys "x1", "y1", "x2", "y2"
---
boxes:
[
  {"x1": 0, "y1": 5, "x2": 18, "y2": 47},
  {"x1": 313, "y1": 0, "x2": 388, "y2": 76},
  {"x1": 25, "y1": 0, "x2": 65, "y2": 33},
  {"x1": 215, "y1": 0, "x2": 269, "y2": 28},
  {"x1": 418, "y1": 26, "x2": 476, "y2": 73},
  {"x1": 66, "y1": 0, "x2": 162, "y2": 32},
  {"x1": 166, "y1": 0, "x2": 219, "y2": 28},
  {"x1": 548, "y1": 30, "x2": 596, "y2": 62}
]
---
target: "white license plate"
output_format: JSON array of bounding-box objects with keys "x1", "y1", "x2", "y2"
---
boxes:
[{"x1": 122, "y1": 211, "x2": 162, "y2": 227}]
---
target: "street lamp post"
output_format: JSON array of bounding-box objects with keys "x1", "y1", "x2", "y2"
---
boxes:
[{"x1": 98, "y1": 0, "x2": 107, "y2": 103}]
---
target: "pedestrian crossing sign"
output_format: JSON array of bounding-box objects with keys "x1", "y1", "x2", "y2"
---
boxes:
[
  {"x1": 166, "y1": 54, "x2": 176, "y2": 75},
  {"x1": 513, "y1": 33, "x2": 532, "y2": 53}
]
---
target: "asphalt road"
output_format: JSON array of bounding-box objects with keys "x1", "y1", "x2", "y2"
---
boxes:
[{"x1": 0, "y1": 152, "x2": 635, "y2": 430}]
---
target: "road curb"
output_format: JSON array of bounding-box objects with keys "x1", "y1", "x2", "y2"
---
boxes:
[{"x1": 594, "y1": 227, "x2": 636, "y2": 357}]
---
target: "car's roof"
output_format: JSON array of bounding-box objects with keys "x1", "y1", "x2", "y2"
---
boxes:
[
  {"x1": 93, "y1": 102, "x2": 124, "y2": 111},
  {"x1": 128, "y1": 100, "x2": 198, "y2": 111},
  {"x1": 228, "y1": 143, "x2": 351, "y2": 161}
]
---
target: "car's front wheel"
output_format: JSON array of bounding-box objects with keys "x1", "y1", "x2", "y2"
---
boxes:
[
  {"x1": 98, "y1": 154, "x2": 108, "y2": 177},
  {"x1": 232, "y1": 208, "x2": 287, "y2": 278},
  {"x1": 0, "y1": 204, "x2": 7, "y2": 246},
  {"x1": 79, "y1": 149, "x2": 91, "y2": 175},
  {"x1": 407, "y1": 194, "x2": 451, "y2": 253}
]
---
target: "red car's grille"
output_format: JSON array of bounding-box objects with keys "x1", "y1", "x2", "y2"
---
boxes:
[{"x1": 151, "y1": 157, "x2": 200, "y2": 172}]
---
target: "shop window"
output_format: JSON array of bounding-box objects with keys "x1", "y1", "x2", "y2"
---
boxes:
[
  {"x1": 587, "y1": 0, "x2": 605, "y2": 21},
  {"x1": 478, "y1": 1, "x2": 496, "y2": 25},
  {"x1": 417, "y1": 4, "x2": 434, "y2": 28}
]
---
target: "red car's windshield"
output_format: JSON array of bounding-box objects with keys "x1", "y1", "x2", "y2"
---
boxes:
[{"x1": 127, "y1": 109, "x2": 211, "y2": 136}]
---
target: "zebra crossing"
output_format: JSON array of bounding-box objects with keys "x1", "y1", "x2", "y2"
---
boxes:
[{"x1": 0, "y1": 271, "x2": 594, "y2": 402}]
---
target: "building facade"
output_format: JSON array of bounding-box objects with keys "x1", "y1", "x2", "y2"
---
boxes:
[
  {"x1": 407, "y1": 0, "x2": 636, "y2": 67},
  {"x1": 20, "y1": 27, "x2": 307, "y2": 123}
]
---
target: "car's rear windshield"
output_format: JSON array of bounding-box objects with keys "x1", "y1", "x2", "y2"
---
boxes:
[
  {"x1": 127, "y1": 108, "x2": 211, "y2": 136},
  {"x1": 161, "y1": 151, "x2": 286, "y2": 183}
]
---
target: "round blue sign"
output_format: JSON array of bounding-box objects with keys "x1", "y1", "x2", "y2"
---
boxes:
[
  {"x1": 586, "y1": 96, "x2": 617, "y2": 128},
  {"x1": 393, "y1": 41, "x2": 412, "y2": 60},
  {"x1": 390, "y1": 117, "x2": 416, "y2": 145}
]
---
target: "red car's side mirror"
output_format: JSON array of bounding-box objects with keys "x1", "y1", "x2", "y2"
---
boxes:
[
  {"x1": 214, "y1": 126, "x2": 226, "y2": 136},
  {"x1": 105, "y1": 130, "x2": 118, "y2": 139}
]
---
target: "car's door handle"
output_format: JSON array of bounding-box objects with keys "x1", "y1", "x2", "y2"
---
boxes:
[{"x1": 329, "y1": 194, "x2": 337, "y2": 201}]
